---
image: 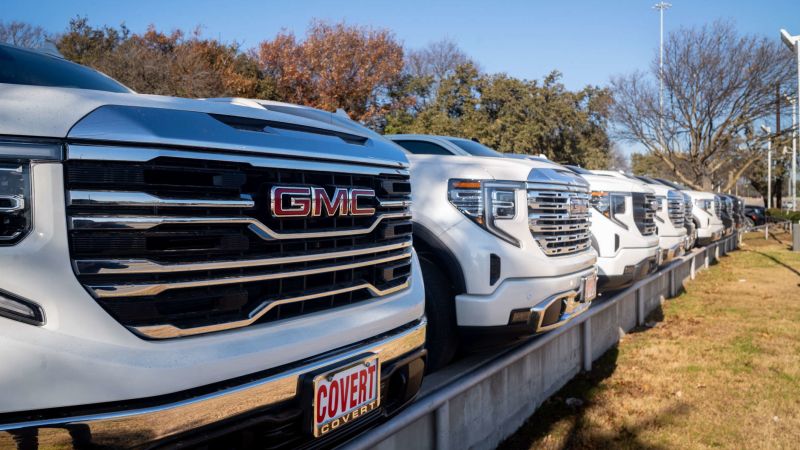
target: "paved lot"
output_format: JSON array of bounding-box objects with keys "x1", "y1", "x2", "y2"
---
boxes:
[{"x1": 501, "y1": 230, "x2": 800, "y2": 450}]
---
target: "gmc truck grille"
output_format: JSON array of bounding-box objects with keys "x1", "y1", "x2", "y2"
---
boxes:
[
  {"x1": 683, "y1": 195, "x2": 695, "y2": 233},
  {"x1": 713, "y1": 197, "x2": 721, "y2": 218},
  {"x1": 633, "y1": 192, "x2": 657, "y2": 236},
  {"x1": 527, "y1": 183, "x2": 592, "y2": 256},
  {"x1": 63, "y1": 144, "x2": 413, "y2": 339},
  {"x1": 667, "y1": 190, "x2": 685, "y2": 227}
]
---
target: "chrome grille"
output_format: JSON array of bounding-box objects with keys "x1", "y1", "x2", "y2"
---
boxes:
[
  {"x1": 667, "y1": 190, "x2": 685, "y2": 227},
  {"x1": 682, "y1": 194, "x2": 695, "y2": 233},
  {"x1": 713, "y1": 196, "x2": 721, "y2": 217},
  {"x1": 64, "y1": 144, "x2": 413, "y2": 339},
  {"x1": 633, "y1": 192, "x2": 657, "y2": 236},
  {"x1": 527, "y1": 182, "x2": 592, "y2": 256}
]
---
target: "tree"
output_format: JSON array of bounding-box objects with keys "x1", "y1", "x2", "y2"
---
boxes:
[
  {"x1": 404, "y1": 38, "x2": 474, "y2": 110},
  {"x1": 0, "y1": 20, "x2": 49, "y2": 48},
  {"x1": 56, "y1": 17, "x2": 274, "y2": 99},
  {"x1": 611, "y1": 21, "x2": 795, "y2": 191},
  {"x1": 256, "y1": 21, "x2": 407, "y2": 124},
  {"x1": 386, "y1": 66, "x2": 612, "y2": 168}
]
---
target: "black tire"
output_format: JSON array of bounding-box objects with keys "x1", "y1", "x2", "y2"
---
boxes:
[{"x1": 419, "y1": 254, "x2": 459, "y2": 372}]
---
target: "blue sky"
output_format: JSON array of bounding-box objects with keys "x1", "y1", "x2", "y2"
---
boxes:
[{"x1": 5, "y1": 0, "x2": 800, "y2": 89}]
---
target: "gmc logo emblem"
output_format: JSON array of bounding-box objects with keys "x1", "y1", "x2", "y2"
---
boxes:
[{"x1": 270, "y1": 186, "x2": 376, "y2": 217}]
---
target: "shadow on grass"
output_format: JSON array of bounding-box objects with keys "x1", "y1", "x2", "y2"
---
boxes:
[
  {"x1": 744, "y1": 249, "x2": 800, "y2": 281},
  {"x1": 499, "y1": 307, "x2": 680, "y2": 450}
]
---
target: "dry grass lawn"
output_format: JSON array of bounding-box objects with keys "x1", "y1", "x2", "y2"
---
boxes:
[{"x1": 501, "y1": 230, "x2": 800, "y2": 450}]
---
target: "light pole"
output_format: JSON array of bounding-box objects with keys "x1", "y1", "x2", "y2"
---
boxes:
[
  {"x1": 781, "y1": 29, "x2": 800, "y2": 211},
  {"x1": 654, "y1": 2, "x2": 671, "y2": 144},
  {"x1": 786, "y1": 95, "x2": 797, "y2": 211},
  {"x1": 762, "y1": 125, "x2": 773, "y2": 209}
]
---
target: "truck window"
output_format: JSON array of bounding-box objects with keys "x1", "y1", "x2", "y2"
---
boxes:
[
  {"x1": 394, "y1": 140, "x2": 454, "y2": 155},
  {"x1": 0, "y1": 44, "x2": 131, "y2": 93},
  {"x1": 447, "y1": 139, "x2": 503, "y2": 158}
]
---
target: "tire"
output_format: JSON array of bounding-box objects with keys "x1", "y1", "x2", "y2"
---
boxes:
[{"x1": 418, "y1": 254, "x2": 459, "y2": 372}]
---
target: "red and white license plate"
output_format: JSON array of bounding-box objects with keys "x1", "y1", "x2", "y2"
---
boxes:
[
  {"x1": 582, "y1": 273, "x2": 598, "y2": 302},
  {"x1": 312, "y1": 354, "x2": 381, "y2": 437}
]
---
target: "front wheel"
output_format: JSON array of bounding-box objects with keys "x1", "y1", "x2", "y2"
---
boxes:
[{"x1": 419, "y1": 255, "x2": 460, "y2": 372}]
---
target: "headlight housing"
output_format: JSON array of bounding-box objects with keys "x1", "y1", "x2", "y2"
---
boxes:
[
  {"x1": 590, "y1": 191, "x2": 628, "y2": 229},
  {"x1": 0, "y1": 142, "x2": 61, "y2": 246},
  {"x1": 448, "y1": 179, "x2": 523, "y2": 246}
]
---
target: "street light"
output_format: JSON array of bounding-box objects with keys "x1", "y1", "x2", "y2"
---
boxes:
[
  {"x1": 654, "y1": 2, "x2": 672, "y2": 145},
  {"x1": 762, "y1": 124, "x2": 773, "y2": 209},
  {"x1": 784, "y1": 94, "x2": 797, "y2": 211},
  {"x1": 781, "y1": 29, "x2": 800, "y2": 211}
]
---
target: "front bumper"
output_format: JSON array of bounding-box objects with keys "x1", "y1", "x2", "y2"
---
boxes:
[
  {"x1": 658, "y1": 236, "x2": 685, "y2": 265},
  {"x1": 0, "y1": 320, "x2": 426, "y2": 449},
  {"x1": 454, "y1": 266, "x2": 597, "y2": 331},
  {"x1": 597, "y1": 245, "x2": 659, "y2": 291},
  {"x1": 697, "y1": 229, "x2": 723, "y2": 245}
]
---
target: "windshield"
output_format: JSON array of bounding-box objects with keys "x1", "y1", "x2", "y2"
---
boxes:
[
  {"x1": 0, "y1": 44, "x2": 130, "y2": 93},
  {"x1": 655, "y1": 178, "x2": 688, "y2": 190},
  {"x1": 565, "y1": 165, "x2": 593, "y2": 175},
  {"x1": 447, "y1": 139, "x2": 503, "y2": 158}
]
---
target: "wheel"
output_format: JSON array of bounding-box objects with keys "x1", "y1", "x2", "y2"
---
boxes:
[{"x1": 418, "y1": 254, "x2": 460, "y2": 372}]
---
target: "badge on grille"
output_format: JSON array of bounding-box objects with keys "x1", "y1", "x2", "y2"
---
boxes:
[
  {"x1": 567, "y1": 197, "x2": 589, "y2": 216},
  {"x1": 270, "y1": 186, "x2": 376, "y2": 217}
]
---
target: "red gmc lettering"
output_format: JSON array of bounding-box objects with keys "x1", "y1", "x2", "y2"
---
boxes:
[
  {"x1": 312, "y1": 187, "x2": 348, "y2": 216},
  {"x1": 350, "y1": 189, "x2": 376, "y2": 216},
  {"x1": 271, "y1": 187, "x2": 311, "y2": 217}
]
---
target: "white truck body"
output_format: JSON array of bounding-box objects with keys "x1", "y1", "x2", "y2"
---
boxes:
[{"x1": 0, "y1": 44, "x2": 426, "y2": 448}]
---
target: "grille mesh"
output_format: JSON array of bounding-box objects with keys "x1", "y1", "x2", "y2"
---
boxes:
[
  {"x1": 633, "y1": 193, "x2": 657, "y2": 236},
  {"x1": 64, "y1": 147, "x2": 413, "y2": 339},
  {"x1": 528, "y1": 183, "x2": 592, "y2": 256}
]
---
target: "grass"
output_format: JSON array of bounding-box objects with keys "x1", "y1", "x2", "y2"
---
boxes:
[{"x1": 500, "y1": 230, "x2": 800, "y2": 450}]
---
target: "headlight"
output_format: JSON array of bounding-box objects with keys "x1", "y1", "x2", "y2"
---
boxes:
[
  {"x1": 591, "y1": 191, "x2": 627, "y2": 229},
  {"x1": 0, "y1": 142, "x2": 61, "y2": 246},
  {"x1": 448, "y1": 179, "x2": 522, "y2": 246}
]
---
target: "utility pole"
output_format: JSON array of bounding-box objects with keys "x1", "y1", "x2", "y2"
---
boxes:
[
  {"x1": 763, "y1": 125, "x2": 773, "y2": 209},
  {"x1": 654, "y1": 2, "x2": 671, "y2": 146},
  {"x1": 781, "y1": 29, "x2": 800, "y2": 212}
]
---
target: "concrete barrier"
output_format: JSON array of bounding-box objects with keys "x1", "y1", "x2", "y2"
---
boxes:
[{"x1": 346, "y1": 233, "x2": 740, "y2": 450}]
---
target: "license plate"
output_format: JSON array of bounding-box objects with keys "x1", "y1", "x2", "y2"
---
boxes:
[
  {"x1": 312, "y1": 354, "x2": 381, "y2": 437},
  {"x1": 582, "y1": 273, "x2": 597, "y2": 302}
]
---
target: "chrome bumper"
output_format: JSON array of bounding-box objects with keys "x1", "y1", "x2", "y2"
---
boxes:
[{"x1": 0, "y1": 320, "x2": 426, "y2": 448}]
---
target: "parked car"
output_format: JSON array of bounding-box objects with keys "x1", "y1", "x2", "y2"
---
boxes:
[
  {"x1": 744, "y1": 205, "x2": 766, "y2": 226},
  {"x1": 0, "y1": 43, "x2": 428, "y2": 448},
  {"x1": 564, "y1": 166, "x2": 661, "y2": 291},
  {"x1": 591, "y1": 171, "x2": 688, "y2": 265},
  {"x1": 654, "y1": 179, "x2": 725, "y2": 246},
  {"x1": 636, "y1": 176, "x2": 697, "y2": 251},
  {"x1": 386, "y1": 135, "x2": 598, "y2": 370}
]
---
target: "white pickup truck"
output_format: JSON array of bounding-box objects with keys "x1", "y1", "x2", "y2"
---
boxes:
[
  {"x1": 654, "y1": 178, "x2": 724, "y2": 246},
  {"x1": 564, "y1": 166, "x2": 661, "y2": 291},
  {"x1": 0, "y1": 43, "x2": 427, "y2": 448},
  {"x1": 387, "y1": 135, "x2": 598, "y2": 370},
  {"x1": 590, "y1": 171, "x2": 688, "y2": 265}
]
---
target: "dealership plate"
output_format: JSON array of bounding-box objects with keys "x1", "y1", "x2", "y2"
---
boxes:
[
  {"x1": 582, "y1": 272, "x2": 598, "y2": 302},
  {"x1": 312, "y1": 354, "x2": 381, "y2": 438}
]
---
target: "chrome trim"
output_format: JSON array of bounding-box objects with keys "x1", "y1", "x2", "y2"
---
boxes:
[
  {"x1": 67, "y1": 144, "x2": 410, "y2": 177},
  {"x1": 90, "y1": 250, "x2": 413, "y2": 298},
  {"x1": 68, "y1": 191, "x2": 255, "y2": 208},
  {"x1": 69, "y1": 211, "x2": 411, "y2": 240},
  {"x1": 378, "y1": 199, "x2": 412, "y2": 209},
  {"x1": 527, "y1": 184, "x2": 593, "y2": 256},
  {"x1": 530, "y1": 271, "x2": 596, "y2": 333},
  {"x1": 76, "y1": 241, "x2": 413, "y2": 275},
  {"x1": 0, "y1": 320, "x2": 426, "y2": 448},
  {"x1": 134, "y1": 279, "x2": 413, "y2": 338},
  {"x1": 0, "y1": 195, "x2": 24, "y2": 212}
]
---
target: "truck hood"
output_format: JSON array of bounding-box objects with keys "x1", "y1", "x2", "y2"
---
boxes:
[
  {"x1": 579, "y1": 174, "x2": 654, "y2": 194},
  {"x1": 683, "y1": 190, "x2": 717, "y2": 200},
  {"x1": 0, "y1": 84, "x2": 407, "y2": 168},
  {"x1": 407, "y1": 153, "x2": 575, "y2": 183}
]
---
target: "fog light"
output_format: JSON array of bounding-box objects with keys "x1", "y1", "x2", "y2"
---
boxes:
[
  {"x1": 509, "y1": 309, "x2": 532, "y2": 325},
  {"x1": 0, "y1": 290, "x2": 44, "y2": 326}
]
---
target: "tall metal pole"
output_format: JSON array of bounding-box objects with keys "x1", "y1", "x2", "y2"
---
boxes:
[
  {"x1": 654, "y1": 2, "x2": 671, "y2": 145},
  {"x1": 792, "y1": 96, "x2": 797, "y2": 211},
  {"x1": 763, "y1": 125, "x2": 772, "y2": 209}
]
